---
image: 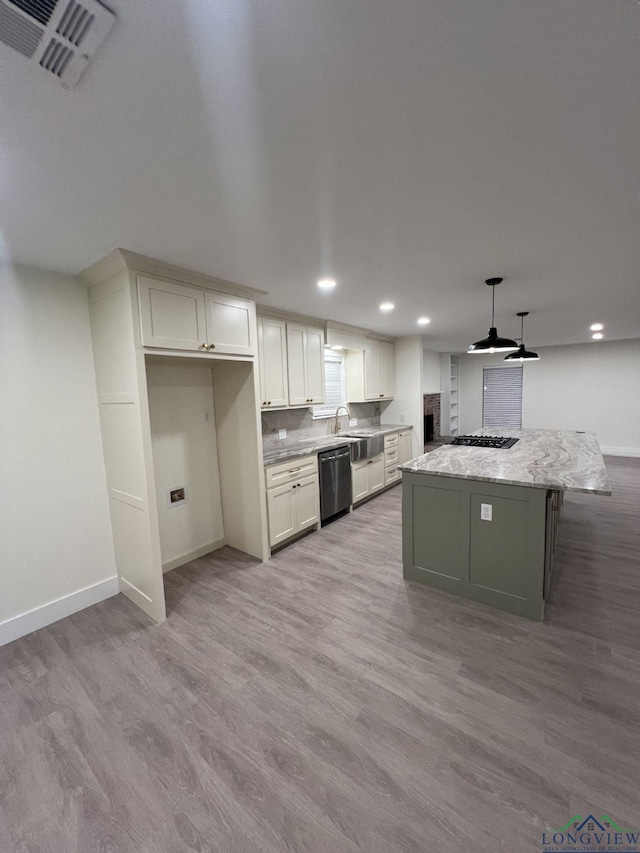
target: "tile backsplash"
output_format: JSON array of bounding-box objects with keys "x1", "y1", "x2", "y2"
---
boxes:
[{"x1": 262, "y1": 402, "x2": 387, "y2": 451}]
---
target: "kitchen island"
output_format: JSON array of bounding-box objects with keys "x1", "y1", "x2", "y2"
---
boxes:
[{"x1": 400, "y1": 429, "x2": 611, "y2": 621}]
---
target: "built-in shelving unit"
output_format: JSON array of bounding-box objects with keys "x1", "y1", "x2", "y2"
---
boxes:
[{"x1": 440, "y1": 353, "x2": 459, "y2": 437}]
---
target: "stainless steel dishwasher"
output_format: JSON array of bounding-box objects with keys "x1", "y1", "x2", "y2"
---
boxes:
[{"x1": 318, "y1": 445, "x2": 352, "y2": 523}]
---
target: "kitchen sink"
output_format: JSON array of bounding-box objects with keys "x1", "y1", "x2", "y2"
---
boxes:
[{"x1": 348, "y1": 434, "x2": 385, "y2": 462}]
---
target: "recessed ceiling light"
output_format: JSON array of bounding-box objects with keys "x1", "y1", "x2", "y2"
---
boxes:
[
  {"x1": 379, "y1": 302, "x2": 395, "y2": 312},
  {"x1": 317, "y1": 278, "x2": 336, "y2": 289},
  {"x1": 592, "y1": 332, "x2": 604, "y2": 340},
  {"x1": 590, "y1": 323, "x2": 604, "y2": 331},
  {"x1": 417, "y1": 317, "x2": 431, "y2": 326}
]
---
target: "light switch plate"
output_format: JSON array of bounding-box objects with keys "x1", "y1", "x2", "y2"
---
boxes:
[
  {"x1": 481, "y1": 503, "x2": 492, "y2": 521},
  {"x1": 349, "y1": 418, "x2": 357, "y2": 427},
  {"x1": 278, "y1": 429, "x2": 287, "y2": 440}
]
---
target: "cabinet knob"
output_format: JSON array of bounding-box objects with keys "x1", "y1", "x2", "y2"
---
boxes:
[
  {"x1": 292, "y1": 484, "x2": 297, "y2": 489},
  {"x1": 297, "y1": 482, "x2": 301, "y2": 487},
  {"x1": 267, "y1": 401, "x2": 271, "y2": 405},
  {"x1": 380, "y1": 394, "x2": 384, "y2": 397},
  {"x1": 209, "y1": 343, "x2": 215, "y2": 349},
  {"x1": 202, "y1": 343, "x2": 209, "y2": 349}
]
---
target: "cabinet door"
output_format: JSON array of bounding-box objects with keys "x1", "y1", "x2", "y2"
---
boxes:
[
  {"x1": 138, "y1": 276, "x2": 207, "y2": 351},
  {"x1": 286, "y1": 323, "x2": 308, "y2": 406},
  {"x1": 364, "y1": 338, "x2": 381, "y2": 399},
  {"x1": 368, "y1": 455, "x2": 385, "y2": 493},
  {"x1": 398, "y1": 431, "x2": 413, "y2": 464},
  {"x1": 258, "y1": 317, "x2": 288, "y2": 408},
  {"x1": 352, "y1": 460, "x2": 370, "y2": 503},
  {"x1": 204, "y1": 291, "x2": 255, "y2": 355},
  {"x1": 379, "y1": 341, "x2": 395, "y2": 399},
  {"x1": 294, "y1": 474, "x2": 320, "y2": 531},
  {"x1": 305, "y1": 326, "x2": 326, "y2": 404},
  {"x1": 267, "y1": 483, "x2": 296, "y2": 546}
]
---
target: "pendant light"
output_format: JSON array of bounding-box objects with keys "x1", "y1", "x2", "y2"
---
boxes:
[
  {"x1": 504, "y1": 311, "x2": 540, "y2": 361},
  {"x1": 467, "y1": 278, "x2": 519, "y2": 353}
]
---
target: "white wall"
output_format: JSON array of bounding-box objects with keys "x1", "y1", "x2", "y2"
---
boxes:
[
  {"x1": 422, "y1": 347, "x2": 441, "y2": 393},
  {"x1": 459, "y1": 339, "x2": 640, "y2": 454},
  {"x1": 382, "y1": 336, "x2": 424, "y2": 455},
  {"x1": 0, "y1": 265, "x2": 117, "y2": 643},
  {"x1": 146, "y1": 363, "x2": 225, "y2": 568}
]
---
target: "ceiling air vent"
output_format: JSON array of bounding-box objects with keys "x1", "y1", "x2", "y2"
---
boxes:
[{"x1": 0, "y1": 0, "x2": 115, "y2": 87}]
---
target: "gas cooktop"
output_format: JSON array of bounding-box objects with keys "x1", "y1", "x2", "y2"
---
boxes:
[{"x1": 451, "y1": 435, "x2": 519, "y2": 449}]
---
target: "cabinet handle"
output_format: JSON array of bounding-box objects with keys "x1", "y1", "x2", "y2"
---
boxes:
[{"x1": 380, "y1": 394, "x2": 384, "y2": 397}]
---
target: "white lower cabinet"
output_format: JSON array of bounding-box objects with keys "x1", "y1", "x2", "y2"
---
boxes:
[
  {"x1": 351, "y1": 454, "x2": 385, "y2": 504},
  {"x1": 398, "y1": 429, "x2": 413, "y2": 465},
  {"x1": 265, "y1": 455, "x2": 319, "y2": 547},
  {"x1": 384, "y1": 432, "x2": 401, "y2": 486}
]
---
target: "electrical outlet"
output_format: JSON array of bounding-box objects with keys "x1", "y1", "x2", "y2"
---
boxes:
[
  {"x1": 349, "y1": 418, "x2": 357, "y2": 427},
  {"x1": 278, "y1": 429, "x2": 287, "y2": 440},
  {"x1": 480, "y1": 503, "x2": 492, "y2": 521}
]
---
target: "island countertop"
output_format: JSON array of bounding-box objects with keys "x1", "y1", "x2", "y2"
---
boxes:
[{"x1": 401, "y1": 429, "x2": 611, "y2": 496}]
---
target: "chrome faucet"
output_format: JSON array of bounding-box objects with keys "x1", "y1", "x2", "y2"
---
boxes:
[{"x1": 334, "y1": 405, "x2": 351, "y2": 434}]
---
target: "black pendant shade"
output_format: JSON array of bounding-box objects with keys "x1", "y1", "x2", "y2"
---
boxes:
[
  {"x1": 467, "y1": 278, "x2": 519, "y2": 353},
  {"x1": 504, "y1": 312, "x2": 540, "y2": 361}
]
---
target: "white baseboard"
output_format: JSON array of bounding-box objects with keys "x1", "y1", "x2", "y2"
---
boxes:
[
  {"x1": 0, "y1": 576, "x2": 119, "y2": 647},
  {"x1": 162, "y1": 538, "x2": 226, "y2": 573},
  {"x1": 601, "y1": 446, "x2": 640, "y2": 458}
]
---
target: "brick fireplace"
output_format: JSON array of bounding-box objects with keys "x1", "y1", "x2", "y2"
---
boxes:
[{"x1": 423, "y1": 394, "x2": 441, "y2": 441}]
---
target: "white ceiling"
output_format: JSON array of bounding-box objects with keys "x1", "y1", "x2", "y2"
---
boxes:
[{"x1": 1, "y1": 0, "x2": 638, "y2": 351}]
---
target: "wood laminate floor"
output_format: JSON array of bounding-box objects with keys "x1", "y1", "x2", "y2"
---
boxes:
[{"x1": 1, "y1": 457, "x2": 639, "y2": 852}]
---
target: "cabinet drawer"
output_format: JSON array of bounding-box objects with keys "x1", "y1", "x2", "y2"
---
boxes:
[
  {"x1": 265, "y1": 454, "x2": 318, "y2": 489},
  {"x1": 384, "y1": 446, "x2": 399, "y2": 466},
  {"x1": 384, "y1": 433, "x2": 399, "y2": 449},
  {"x1": 385, "y1": 464, "x2": 401, "y2": 486}
]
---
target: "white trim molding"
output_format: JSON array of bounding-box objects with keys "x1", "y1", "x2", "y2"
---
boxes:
[
  {"x1": 0, "y1": 576, "x2": 119, "y2": 647},
  {"x1": 162, "y1": 538, "x2": 226, "y2": 573},
  {"x1": 601, "y1": 446, "x2": 640, "y2": 458}
]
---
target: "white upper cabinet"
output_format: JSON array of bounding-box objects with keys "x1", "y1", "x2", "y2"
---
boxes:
[
  {"x1": 364, "y1": 339, "x2": 381, "y2": 399},
  {"x1": 138, "y1": 277, "x2": 206, "y2": 351},
  {"x1": 345, "y1": 337, "x2": 395, "y2": 402},
  {"x1": 257, "y1": 316, "x2": 288, "y2": 408},
  {"x1": 379, "y1": 341, "x2": 395, "y2": 399},
  {"x1": 138, "y1": 276, "x2": 256, "y2": 356},
  {"x1": 204, "y1": 290, "x2": 255, "y2": 355},
  {"x1": 286, "y1": 323, "x2": 326, "y2": 406}
]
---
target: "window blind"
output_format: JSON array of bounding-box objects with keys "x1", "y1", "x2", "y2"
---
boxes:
[
  {"x1": 313, "y1": 355, "x2": 345, "y2": 418},
  {"x1": 482, "y1": 366, "x2": 523, "y2": 430}
]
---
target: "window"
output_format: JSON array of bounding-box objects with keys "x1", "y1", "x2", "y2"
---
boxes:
[
  {"x1": 313, "y1": 353, "x2": 346, "y2": 418},
  {"x1": 482, "y1": 365, "x2": 523, "y2": 430}
]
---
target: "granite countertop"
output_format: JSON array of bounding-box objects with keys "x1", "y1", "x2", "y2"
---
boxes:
[
  {"x1": 400, "y1": 429, "x2": 611, "y2": 496},
  {"x1": 263, "y1": 424, "x2": 409, "y2": 467}
]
